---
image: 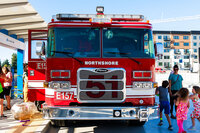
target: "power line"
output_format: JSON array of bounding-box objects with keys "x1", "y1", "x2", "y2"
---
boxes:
[{"x1": 151, "y1": 14, "x2": 200, "y2": 24}]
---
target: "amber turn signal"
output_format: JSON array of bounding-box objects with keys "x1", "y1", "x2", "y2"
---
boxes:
[
  {"x1": 43, "y1": 82, "x2": 49, "y2": 88},
  {"x1": 153, "y1": 82, "x2": 158, "y2": 88}
]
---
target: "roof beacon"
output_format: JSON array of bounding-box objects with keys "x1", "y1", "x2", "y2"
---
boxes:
[{"x1": 96, "y1": 6, "x2": 104, "y2": 14}]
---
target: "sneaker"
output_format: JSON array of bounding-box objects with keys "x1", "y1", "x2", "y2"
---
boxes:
[
  {"x1": 158, "y1": 120, "x2": 163, "y2": 126},
  {"x1": 188, "y1": 126, "x2": 196, "y2": 130},
  {"x1": 6, "y1": 107, "x2": 11, "y2": 110},
  {"x1": 0, "y1": 114, "x2": 7, "y2": 120},
  {"x1": 168, "y1": 125, "x2": 173, "y2": 130}
]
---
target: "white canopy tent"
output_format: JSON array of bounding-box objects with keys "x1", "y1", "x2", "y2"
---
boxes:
[
  {"x1": 0, "y1": 0, "x2": 47, "y2": 98},
  {"x1": 0, "y1": 0, "x2": 47, "y2": 42}
]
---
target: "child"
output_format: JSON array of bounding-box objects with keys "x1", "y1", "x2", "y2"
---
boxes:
[
  {"x1": 155, "y1": 80, "x2": 173, "y2": 130},
  {"x1": 188, "y1": 86, "x2": 200, "y2": 130},
  {"x1": 176, "y1": 88, "x2": 190, "y2": 133}
]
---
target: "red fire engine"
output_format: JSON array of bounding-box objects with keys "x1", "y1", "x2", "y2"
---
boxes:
[{"x1": 28, "y1": 6, "x2": 159, "y2": 126}]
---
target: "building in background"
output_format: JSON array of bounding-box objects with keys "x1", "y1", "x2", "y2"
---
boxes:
[{"x1": 153, "y1": 31, "x2": 200, "y2": 71}]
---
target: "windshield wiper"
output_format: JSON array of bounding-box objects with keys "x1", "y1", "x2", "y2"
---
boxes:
[
  {"x1": 105, "y1": 52, "x2": 141, "y2": 65},
  {"x1": 51, "y1": 51, "x2": 84, "y2": 64}
]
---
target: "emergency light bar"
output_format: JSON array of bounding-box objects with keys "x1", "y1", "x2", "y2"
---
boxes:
[
  {"x1": 56, "y1": 14, "x2": 96, "y2": 20},
  {"x1": 56, "y1": 14, "x2": 144, "y2": 22},
  {"x1": 92, "y1": 18, "x2": 111, "y2": 23}
]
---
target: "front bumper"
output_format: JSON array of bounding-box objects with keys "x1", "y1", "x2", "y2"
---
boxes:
[{"x1": 43, "y1": 104, "x2": 159, "y2": 121}]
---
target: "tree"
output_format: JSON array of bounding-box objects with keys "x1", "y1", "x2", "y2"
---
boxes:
[
  {"x1": 2, "y1": 59, "x2": 10, "y2": 67},
  {"x1": 11, "y1": 53, "x2": 17, "y2": 72},
  {"x1": 0, "y1": 59, "x2": 1, "y2": 67}
]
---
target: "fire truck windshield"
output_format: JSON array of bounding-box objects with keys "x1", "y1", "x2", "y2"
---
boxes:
[
  {"x1": 47, "y1": 27, "x2": 154, "y2": 58},
  {"x1": 103, "y1": 28, "x2": 154, "y2": 58},
  {"x1": 48, "y1": 27, "x2": 100, "y2": 58}
]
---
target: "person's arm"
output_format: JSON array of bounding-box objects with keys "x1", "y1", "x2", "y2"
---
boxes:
[
  {"x1": 189, "y1": 94, "x2": 195, "y2": 99},
  {"x1": 181, "y1": 75, "x2": 183, "y2": 87},
  {"x1": 155, "y1": 87, "x2": 159, "y2": 95},
  {"x1": 174, "y1": 91, "x2": 181, "y2": 98},
  {"x1": 168, "y1": 80, "x2": 171, "y2": 89},
  {"x1": 23, "y1": 72, "x2": 25, "y2": 80},
  {"x1": 0, "y1": 74, "x2": 6, "y2": 81},
  {"x1": 5, "y1": 72, "x2": 12, "y2": 82},
  {"x1": 168, "y1": 74, "x2": 172, "y2": 89},
  {"x1": 9, "y1": 72, "x2": 12, "y2": 82},
  {"x1": 169, "y1": 80, "x2": 173, "y2": 96},
  {"x1": 187, "y1": 99, "x2": 190, "y2": 108},
  {"x1": 193, "y1": 94, "x2": 199, "y2": 100},
  {"x1": 168, "y1": 87, "x2": 172, "y2": 96},
  {"x1": 175, "y1": 97, "x2": 180, "y2": 106}
]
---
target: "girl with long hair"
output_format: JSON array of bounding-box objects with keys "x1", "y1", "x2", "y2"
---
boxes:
[
  {"x1": 176, "y1": 88, "x2": 190, "y2": 133},
  {"x1": 2, "y1": 66, "x2": 12, "y2": 110},
  {"x1": 188, "y1": 86, "x2": 200, "y2": 130},
  {"x1": 0, "y1": 66, "x2": 7, "y2": 119}
]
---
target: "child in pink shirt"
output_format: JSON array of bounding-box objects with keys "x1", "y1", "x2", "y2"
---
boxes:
[
  {"x1": 176, "y1": 88, "x2": 190, "y2": 133},
  {"x1": 188, "y1": 86, "x2": 200, "y2": 130}
]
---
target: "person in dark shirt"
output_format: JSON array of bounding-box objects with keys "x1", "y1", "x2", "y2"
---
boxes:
[
  {"x1": 155, "y1": 80, "x2": 173, "y2": 130},
  {"x1": 169, "y1": 65, "x2": 183, "y2": 119}
]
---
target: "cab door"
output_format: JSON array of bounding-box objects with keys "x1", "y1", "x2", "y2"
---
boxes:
[{"x1": 28, "y1": 30, "x2": 47, "y2": 102}]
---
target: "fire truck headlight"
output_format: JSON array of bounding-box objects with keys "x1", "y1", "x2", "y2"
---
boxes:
[
  {"x1": 51, "y1": 82, "x2": 61, "y2": 89},
  {"x1": 142, "y1": 82, "x2": 152, "y2": 88},
  {"x1": 51, "y1": 82, "x2": 71, "y2": 89},
  {"x1": 133, "y1": 82, "x2": 152, "y2": 89},
  {"x1": 133, "y1": 82, "x2": 143, "y2": 88},
  {"x1": 60, "y1": 82, "x2": 71, "y2": 89}
]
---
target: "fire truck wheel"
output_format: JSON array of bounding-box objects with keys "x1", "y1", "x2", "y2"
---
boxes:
[
  {"x1": 34, "y1": 101, "x2": 45, "y2": 112},
  {"x1": 128, "y1": 120, "x2": 146, "y2": 126},
  {"x1": 50, "y1": 120, "x2": 72, "y2": 127}
]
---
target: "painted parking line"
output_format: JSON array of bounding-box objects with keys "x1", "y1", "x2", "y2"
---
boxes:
[{"x1": 5, "y1": 113, "x2": 49, "y2": 133}]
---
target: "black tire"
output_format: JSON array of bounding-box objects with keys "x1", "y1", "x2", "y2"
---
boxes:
[
  {"x1": 128, "y1": 120, "x2": 146, "y2": 126},
  {"x1": 50, "y1": 120, "x2": 72, "y2": 127},
  {"x1": 34, "y1": 101, "x2": 45, "y2": 112}
]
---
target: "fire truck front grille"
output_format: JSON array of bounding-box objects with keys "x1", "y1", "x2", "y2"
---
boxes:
[{"x1": 77, "y1": 68, "x2": 126, "y2": 103}]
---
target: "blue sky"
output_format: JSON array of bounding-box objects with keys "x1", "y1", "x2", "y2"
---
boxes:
[{"x1": 1, "y1": 0, "x2": 200, "y2": 63}]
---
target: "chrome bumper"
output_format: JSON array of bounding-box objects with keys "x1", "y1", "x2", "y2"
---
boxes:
[{"x1": 43, "y1": 104, "x2": 159, "y2": 121}]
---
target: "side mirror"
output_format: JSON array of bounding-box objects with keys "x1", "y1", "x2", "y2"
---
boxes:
[
  {"x1": 154, "y1": 43, "x2": 157, "y2": 56},
  {"x1": 36, "y1": 41, "x2": 46, "y2": 56},
  {"x1": 41, "y1": 42, "x2": 46, "y2": 56}
]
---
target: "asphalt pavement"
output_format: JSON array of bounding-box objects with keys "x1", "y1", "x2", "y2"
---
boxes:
[
  {"x1": 1, "y1": 71, "x2": 200, "y2": 133},
  {"x1": 44, "y1": 98, "x2": 200, "y2": 133},
  {"x1": 0, "y1": 99, "x2": 49, "y2": 133},
  {"x1": 45, "y1": 71, "x2": 200, "y2": 133}
]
